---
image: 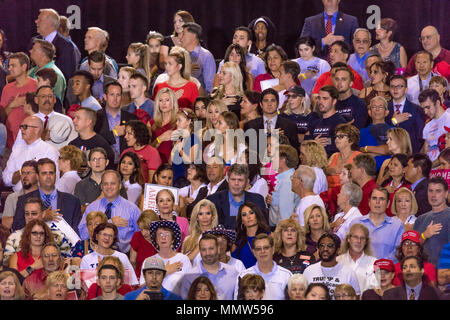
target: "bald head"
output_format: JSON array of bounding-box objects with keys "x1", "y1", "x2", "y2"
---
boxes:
[
  {"x1": 420, "y1": 26, "x2": 441, "y2": 53},
  {"x1": 21, "y1": 116, "x2": 43, "y2": 144}
]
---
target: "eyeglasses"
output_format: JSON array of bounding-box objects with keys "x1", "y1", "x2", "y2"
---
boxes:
[
  {"x1": 350, "y1": 235, "x2": 367, "y2": 242},
  {"x1": 318, "y1": 243, "x2": 335, "y2": 249},
  {"x1": 390, "y1": 85, "x2": 406, "y2": 90},
  {"x1": 253, "y1": 245, "x2": 271, "y2": 252},
  {"x1": 158, "y1": 232, "x2": 171, "y2": 238},
  {"x1": 370, "y1": 105, "x2": 386, "y2": 110},
  {"x1": 354, "y1": 39, "x2": 370, "y2": 44},
  {"x1": 335, "y1": 134, "x2": 348, "y2": 140},
  {"x1": 31, "y1": 231, "x2": 45, "y2": 237},
  {"x1": 90, "y1": 157, "x2": 107, "y2": 162},
  {"x1": 37, "y1": 94, "x2": 54, "y2": 99},
  {"x1": 19, "y1": 124, "x2": 39, "y2": 130}
]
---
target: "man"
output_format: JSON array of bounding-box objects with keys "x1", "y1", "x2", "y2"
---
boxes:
[
  {"x1": 332, "y1": 182, "x2": 363, "y2": 240},
  {"x1": 57, "y1": 15, "x2": 81, "y2": 69},
  {"x1": 23, "y1": 242, "x2": 63, "y2": 300},
  {"x1": 351, "y1": 187, "x2": 404, "y2": 261},
  {"x1": 28, "y1": 39, "x2": 66, "y2": 102},
  {"x1": 383, "y1": 256, "x2": 442, "y2": 300},
  {"x1": 125, "y1": 256, "x2": 181, "y2": 300},
  {"x1": 1, "y1": 52, "x2": 38, "y2": 149},
  {"x1": 2, "y1": 160, "x2": 39, "y2": 229},
  {"x1": 177, "y1": 234, "x2": 239, "y2": 300},
  {"x1": 207, "y1": 164, "x2": 267, "y2": 230},
  {"x1": 71, "y1": 70, "x2": 102, "y2": 112},
  {"x1": 69, "y1": 107, "x2": 115, "y2": 168},
  {"x1": 305, "y1": 85, "x2": 347, "y2": 157},
  {"x1": 275, "y1": 61, "x2": 301, "y2": 108},
  {"x1": 217, "y1": 26, "x2": 266, "y2": 80},
  {"x1": 2, "y1": 116, "x2": 59, "y2": 192},
  {"x1": 78, "y1": 170, "x2": 139, "y2": 253},
  {"x1": 350, "y1": 153, "x2": 378, "y2": 215},
  {"x1": 359, "y1": 96, "x2": 392, "y2": 170},
  {"x1": 35, "y1": 68, "x2": 63, "y2": 113},
  {"x1": 300, "y1": 0, "x2": 359, "y2": 60},
  {"x1": 92, "y1": 264, "x2": 124, "y2": 300},
  {"x1": 94, "y1": 81, "x2": 138, "y2": 164},
  {"x1": 180, "y1": 22, "x2": 216, "y2": 94},
  {"x1": 235, "y1": 233, "x2": 292, "y2": 299},
  {"x1": 123, "y1": 73, "x2": 154, "y2": 120},
  {"x1": 333, "y1": 66, "x2": 368, "y2": 128},
  {"x1": 80, "y1": 27, "x2": 118, "y2": 78},
  {"x1": 13, "y1": 158, "x2": 82, "y2": 235},
  {"x1": 405, "y1": 26, "x2": 450, "y2": 79},
  {"x1": 419, "y1": 89, "x2": 450, "y2": 164},
  {"x1": 387, "y1": 75, "x2": 426, "y2": 154},
  {"x1": 88, "y1": 51, "x2": 116, "y2": 101},
  {"x1": 407, "y1": 51, "x2": 436, "y2": 105},
  {"x1": 413, "y1": 176, "x2": 450, "y2": 267},
  {"x1": 244, "y1": 88, "x2": 299, "y2": 153},
  {"x1": 405, "y1": 153, "x2": 433, "y2": 217},
  {"x1": 312, "y1": 41, "x2": 364, "y2": 95},
  {"x1": 34, "y1": 8, "x2": 77, "y2": 80},
  {"x1": 303, "y1": 233, "x2": 360, "y2": 299},
  {"x1": 347, "y1": 28, "x2": 372, "y2": 83},
  {"x1": 292, "y1": 165, "x2": 325, "y2": 227}
]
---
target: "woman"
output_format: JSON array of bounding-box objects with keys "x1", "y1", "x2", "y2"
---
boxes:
[
  {"x1": 126, "y1": 42, "x2": 151, "y2": 82},
  {"x1": 213, "y1": 44, "x2": 253, "y2": 91},
  {"x1": 186, "y1": 276, "x2": 217, "y2": 300},
  {"x1": 273, "y1": 218, "x2": 315, "y2": 274},
  {"x1": 237, "y1": 274, "x2": 265, "y2": 300},
  {"x1": 370, "y1": 18, "x2": 408, "y2": 70},
  {"x1": 239, "y1": 90, "x2": 261, "y2": 129},
  {"x1": 334, "y1": 284, "x2": 358, "y2": 300},
  {"x1": 118, "y1": 66, "x2": 136, "y2": 107},
  {"x1": 80, "y1": 223, "x2": 138, "y2": 286},
  {"x1": 245, "y1": 149, "x2": 269, "y2": 201},
  {"x1": 321, "y1": 163, "x2": 353, "y2": 219},
  {"x1": 211, "y1": 61, "x2": 244, "y2": 120},
  {"x1": 43, "y1": 271, "x2": 69, "y2": 300},
  {"x1": 153, "y1": 50, "x2": 199, "y2": 109},
  {"x1": 0, "y1": 271, "x2": 24, "y2": 300},
  {"x1": 193, "y1": 96, "x2": 210, "y2": 127},
  {"x1": 303, "y1": 205, "x2": 330, "y2": 260},
  {"x1": 337, "y1": 223, "x2": 378, "y2": 293},
  {"x1": 300, "y1": 140, "x2": 329, "y2": 195},
  {"x1": 361, "y1": 259, "x2": 396, "y2": 300},
  {"x1": 205, "y1": 99, "x2": 228, "y2": 130},
  {"x1": 438, "y1": 148, "x2": 450, "y2": 169},
  {"x1": 393, "y1": 230, "x2": 437, "y2": 286},
  {"x1": 151, "y1": 164, "x2": 174, "y2": 186},
  {"x1": 71, "y1": 211, "x2": 108, "y2": 266},
  {"x1": 143, "y1": 220, "x2": 191, "y2": 292},
  {"x1": 285, "y1": 274, "x2": 308, "y2": 300},
  {"x1": 9, "y1": 220, "x2": 53, "y2": 278},
  {"x1": 429, "y1": 76, "x2": 450, "y2": 109},
  {"x1": 151, "y1": 87, "x2": 178, "y2": 163},
  {"x1": 178, "y1": 164, "x2": 207, "y2": 215},
  {"x1": 253, "y1": 45, "x2": 288, "y2": 92},
  {"x1": 146, "y1": 31, "x2": 165, "y2": 93},
  {"x1": 129, "y1": 210, "x2": 159, "y2": 280},
  {"x1": 0, "y1": 226, "x2": 23, "y2": 284},
  {"x1": 304, "y1": 283, "x2": 330, "y2": 300},
  {"x1": 232, "y1": 202, "x2": 270, "y2": 269},
  {"x1": 123, "y1": 120, "x2": 162, "y2": 183},
  {"x1": 359, "y1": 60, "x2": 395, "y2": 105},
  {"x1": 55, "y1": 145, "x2": 83, "y2": 195},
  {"x1": 292, "y1": 36, "x2": 331, "y2": 96},
  {"x1": 182, "y1": 200, "x2": 218, "y2": 263},
  {"x1": 118, "y1": 152, "x2": 144, "y2": 205},
  {"x1": 155, "y1": 189, "x2": 189, "y2": 246},
  {"x1": 380, "y1": 154, "x2": 412, "y2": 217}
]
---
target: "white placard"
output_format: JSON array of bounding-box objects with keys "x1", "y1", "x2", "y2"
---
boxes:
[
  {"x1": 260, "y1": 78, "x2": 279, "y2": 91},
  {"x1": 142, "y1": 184, "x2": 179, "y2": 212},
  {"x1": 47, "y1": 218, "x2": 81, "y2": 246}
]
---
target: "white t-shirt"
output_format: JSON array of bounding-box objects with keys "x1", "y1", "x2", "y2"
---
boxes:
[
  {"x1": 333, "y1": 207, "x2": 363, "y2": 241},
  {"x1": 336, "y1": 252, "x2": 378, "y2": 293},
  {"x1": 179, "y1": 183, "x2": 207, "y2": 199},
  {"x1": 248, "y1": 176, "x2": 269, "y2": 200},
  {"x1": 303, "y1": 261, "x2": 361, "y2": 298},
  {"x1": 422, "y1": 111, "x2": 450, "y2": 161},
  {"x1": 55, "y1": 170, "x2": 81, "y2": 195},
  {"x1": 292, "y1": 57, "x2": 330, "y2": 95},
  {"x1": 312, "y1": 167, "x2": 328, "y2": 195},
  {"x1": 295, "y1": 195, "x2": 326, "y2": 226},
  {"x1": 123, "y1": 180, "x2": 142, "y2": 205}
]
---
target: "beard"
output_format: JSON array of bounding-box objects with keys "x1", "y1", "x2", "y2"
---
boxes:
[
  {"x1": 23, "y1": 182, "x2": 32, "y2": 190},
  {"x1": 320, "y1": 251, "x2": 337, "y2": 262}
]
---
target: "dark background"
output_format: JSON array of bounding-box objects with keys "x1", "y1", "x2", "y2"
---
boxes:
[{"x1": 0, "y1": 0, "x2": 448, "y2": 63}]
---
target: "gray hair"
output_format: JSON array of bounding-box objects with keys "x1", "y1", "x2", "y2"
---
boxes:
[
  {"x1": 353, "y1": 28, "x2": 372, "y2": 41},
  {"x1": 370, "y1": 95, "x2": 388, "y2": 110},
  {"x1": 287, "y1": 274, "x2": 308, "y2": 291},
  {"x1": 40, "y1": 8, "x2": 60, "y2": 29},
  {"x1": 341, "y1": 182, "x2": 363, "y2": 207},
  {"x1": 87, "y1": 27, "x2": 110, "y2": 51},
  {"x1": 228, "y1": 164, "x2": 249, "y2": 179},
  {"x1": 294, "y1": 165, "x2": 316, "y2": 191}
]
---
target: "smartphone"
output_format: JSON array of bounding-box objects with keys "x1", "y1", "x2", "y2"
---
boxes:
[{"x1": 144, "y1": 291, "x2": 164, "y2": 300}]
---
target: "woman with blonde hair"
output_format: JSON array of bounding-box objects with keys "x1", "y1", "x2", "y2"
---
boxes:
[
  {"x1": 205, "y1": 99, "x2": 228, "y2": 130},
  {"x1": 182, "y1": 199, "x2": 218, "y2": 262},
  {"x1": 126, "y1": 42, "x2": 151, "y2": 83},
  {"x1": 303, "y1": 204, "x2": 330, "y2": 260},
  {"x1": 299, "y1": 140, "x2": 329, "y2": 195},
  {"x1": 334, "y1": 284, "x2": 358, "y2": 300},
  {"x1": 0, "y1": 271, "x2": 25, "y2": 300},
  {"x1": 56, "y1": 144, "x2": 83, "y2": 194},
  {"x1": 43, "y1": 271, "x2": 69, "y2": 300},
  {"x1": 390, "y1": 187, "x2": 418, "y2": 231},
  {"x1": 273, "y1": 218, "x2": 315, "y2": 274},
  {"x1": 286, "y1": 273, "x2": 309, "y2": 300}
]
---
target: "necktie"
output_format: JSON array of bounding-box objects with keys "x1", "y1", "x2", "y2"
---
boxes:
[
  {"x1": 265, "y1": 120, "x2": 272, "y2": 134},
  {"x1": 409, "y1": 289, "x2": 415, "y2": 300},
  {"x1": 395, "y1": 104, "x2": 401, "y2": 114},
  {"x1": 325, "y1": 15, "x2": 333, "y2": 63},
  {"x1": 43, "y1": 194, "x2": 52, "y2": 209},
  {"x1": 44, "y1": 115, "x2": 49, "y2": 129},
  {"x1": 105, "y1": 202, "x2": 113, "y2": 219}
]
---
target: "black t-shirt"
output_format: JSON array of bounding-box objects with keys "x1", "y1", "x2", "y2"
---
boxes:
[
  {"x1": 69, "y1": 134, "x2": 115, "y2": 169},
  {"x1": 273, "y1": 251, "x2": 315, "y2": 274},
  {"x1": 335, "y1": 94, "x2": 368, "y2": 129},
  {"x1": 280, "y1": 112, "x2": 321, "y2": 134},
  {"x1": 307, "y1": 112, "x2": 348, "y2": 157}
]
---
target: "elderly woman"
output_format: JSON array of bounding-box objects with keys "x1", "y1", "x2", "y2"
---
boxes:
[
  {"x1": 55, "y1": 145, "x2": 83, "y2": 194},
  {"x1": 299, "y1": 140, "x2": 329, "y2": 195},
  {"x1": 331, "y1": 182, "x2": 363, "y2": 240},
  {"x1": 186, "y1": 276, "x2": 217, "y2": 300},
  {"x1": 334, "y1": 284, "x2": 358, "y2": 300},
  {"x1": 285, "y1": 274, "x2": 308, "y2": 300},
  {"x1": 303, "y1": 205, "x2": 330, "y2": 260},
  {"x1": 273, "y1": 218, "x2": 315, "y2": 274},
  {"x1": 361, "y1": 258, "x2": 396, "y2": 300},
  {"x1": 237, "y1": 274, "x2": 265, "y2": 300},
  {"x1": 337, "y1": 223, "x2": 378, "y2": 293},
  {"x1": 0, "y1": 271, "x2": 25, "y2": 300},
  {"x1": 42, "y1": 271, "x2": 69, "y2": 300}
]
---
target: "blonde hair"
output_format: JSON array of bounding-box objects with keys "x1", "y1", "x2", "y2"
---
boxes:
[
  {"x1": 46, "y1": 271, "x2": 68, "y2": 289},
  {"x1": 387, "y1": 128, "x2": 412, "y2": 156},
  {"x1": 284, "y1": 96, "x2": 310, "y2": 116},
  {"x1": 169, "y1": 46, "x2": 192, "y2": 80},
  {"x1": 86, "y1": 211, "x2": 108, "y2": 226},
  {"x1": 390, "y1": 187, "x2": 418, "y2": 216},
  {"x1": 153, "y1": 87, "x2": 179, "y2": 128},
  {"x1": 59, "y1": 145, "x2": 84, "y2": 171},
  {"x1": 303, "y1": 205, "x2": 330, "y2": 234},
  {"x1": 273, "y1": 218, "x2": 306, "y2": 253},
  {"x1": 339, "y1": 223, "x2": 373, "y2": 256},
  {"x1": 128, "y1": 42, "x2": 151, "y2": 82},
  {"x1": 334, "y1": 284, "x2": 357, "y2": 298},
  {"x1": 137, "y1": 210, "x2": 159, "y2": 230},
  {"x1": 206, "y1": 99, "x2": 228, "y2": 129},
  {"x1": 300, "y1": 140, "x2": 328, "y2": 169},
  {"x1": 182, "y1": 199, "x2": 219, "y2": 255},
  {"x1": 216, "y1": 62, "x2": 244, "y2": 98},
  {"x1": 0, "y1": 271, "x2": 25, "y2": 300}
]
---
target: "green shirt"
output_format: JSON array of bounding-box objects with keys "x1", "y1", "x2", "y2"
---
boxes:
[{"x1": 28, "y1": 61, "x2": 67, "y2": 101}]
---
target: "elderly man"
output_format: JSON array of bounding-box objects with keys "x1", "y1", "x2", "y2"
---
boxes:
[
  {"x1": 78, "y1": 170, "x2": 140, "y2": 253},
  {"x1": 407, "y1": 51, "x2": 437, "y2": 105},
  {"x1": 350, "y1": 154, "x2": 378, "y2": 215},
  {"x1": 2, "y1": 116, "x2": 59, "y2": 192},
  {"x1": 332, "y1": 182, "x2": 363, "y2": 240},
  {"x1": 207, "y1": 164, "x2": 267, "y2": 230},
  {"x1": 347, "y1": 28, "x2": 372, "y2": 83},
  {"x1": 33, "y1": 8, "x2": 77, "y2": 80},
  {"x1": 57, "y1": 15, "x2": 81, "y2": 68}
]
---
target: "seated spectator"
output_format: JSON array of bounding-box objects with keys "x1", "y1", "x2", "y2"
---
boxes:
[
  {"x1": 0, "y1": 271, "x2": 25, "y2": 300},
  {"x1": 118, "y1": 152, "x2": 144, "y2": 205},
  {"x1": 205, "y1": 99, "x2": 228, "y2": 131},
  {"x1": 304, "y1": 282, "x2": 331, "y2": 300},
  {"x1": 193, "y1": 96, "x2": 209, "y2": 126},
  {"x1": 348, "y1": 28, "x2": 372, "y2": 83},
  {"x1": 145, "y1": 31, "x2": 165, "y2": 93},
  {"x1": 331, "y1": 182, "x2": 363, "y2": 240},
  {"x1": 359, "y1": 60, "x2": 395, "y2": 107},
  {"x1": 285, "y1": 274, "x2": 308, "y2": 300},
  {"x1": 71, "y1": 70, "x2": 102, "y2": 112},
  {"x1": 186, "y1": 276, "x2": 217, "y2": 300},
  {"x1": 151, "y1": 164, "x2": 174, "y2": 187},
  {"x1": 253, "y1": 44, "x2": 289, "y2": 93},
  {"x1": 123, "y1": 73, "x2": 154, "y2": 123},
  {"x1": 334, "y1": 284, "x2": 358, "y2": 300},
  {"x1": 55, "y1": 145, "x2": 83, "y2": 195},
  {"x1": 404, "y1": 153, "x2": 433, "y2": 216},
  {"x1": 350, "y1": 153, "x2": 378, "y2": 215},
  {"x1": 35, "y1": 67, "x2": 63, "y2": 113},
  {"x1": 237, "y1": 273, "x2": 265, "y2": 300},
  {"x1": 91, "y1": 264, "x2": 124, "y2": 300},
  {"x1": 38, "y1": 270, "x2": 69, "y2": 300},
  {"x1": 125, "y1": 42, "x2": 151, "y2": 81},
  {"x1": 407, "y1": 51, "x2": 436, "y2": 105},
  {"x1": 361, "y1": 259, "x2": 395, "y2": 300},
  {"x1": 302, "y1": 205, "x2": 331, "y2": 261},
  {"x1": 0, "y1": 226, "x2": 24, "y2": 284}
]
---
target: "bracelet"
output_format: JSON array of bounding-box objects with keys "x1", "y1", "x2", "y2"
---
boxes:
[
  {"x1": 300, "y1": 73, "x2": 307, "y2": 80},
  {"x1": 112, "y1": 129, "x2": 118, "y2": 136},
  {"x1": 391, "y1": 117, "x2": 398, "y2": 125},
  {"x1": 421, "y1": 233, "x2": 427, "y2": 240},
  {"x1": 364, "y1": 146, "x2": 368, "y2": 153},
  {"x1": 156, "y1": 137, "x2": 162, "y2": 144}
]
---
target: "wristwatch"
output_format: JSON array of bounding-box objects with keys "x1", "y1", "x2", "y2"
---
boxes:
[{"x1": 26, "y1": 266, "x2": 34, "y2": 275}]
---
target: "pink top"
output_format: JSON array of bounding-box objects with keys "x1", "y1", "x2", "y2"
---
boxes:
[
  {"x1": 175, "y1": 216, "x2": 189, "y2": 250},
  {"x1": 122, "y1": 145, "x2": 162, "y2": 183},
  {"x1": 153, "y1": 81, "x2": 198, "y2": 109}
]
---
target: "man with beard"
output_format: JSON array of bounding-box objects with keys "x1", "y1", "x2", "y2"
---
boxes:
[
  {"x1": 303, "y1": 232, "x2": 360, "y2": 299},
  {"x1": 248, "y1": 16, "x2": 277, "y2": 58}
]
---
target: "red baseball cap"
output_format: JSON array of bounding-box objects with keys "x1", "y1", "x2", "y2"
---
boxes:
[
  {"x1": 401, "y1": 230, "x2": 421, "y2": 244},
  {"x1": 374, "y1": 259, "x2": 395, "y2": 272}
]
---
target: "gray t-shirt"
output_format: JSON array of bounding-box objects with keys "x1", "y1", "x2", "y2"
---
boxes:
[
  {"x1": 92, "y1": 294, "x2": 124, "y2": 300},
  {"x1": 413, "y1": 207, "x2": 450, "y2": 266}
]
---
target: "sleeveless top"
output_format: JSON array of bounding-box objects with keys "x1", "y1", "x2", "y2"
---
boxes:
[
  {"x1": 362, "y1": 87, "x2": 392, "y2": 106},
  {"x1": 370, "y1": 42, "x2": 402, "y2": 69},
  {"x1": 326, "y1": 151, "x2": 361, "y2": 189}
]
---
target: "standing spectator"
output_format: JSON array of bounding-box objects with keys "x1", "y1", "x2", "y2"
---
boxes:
[
  {"x1": 429, "y1": 76, "x2": 450, "y2": 109},
  {"x1": 125, "y1": 43, "x2": 151, "y2": 81},
  {"x1": 304, "y1": 283, "x2": 331, "y2": 300},
  {"x1": 117, "y1": 66, "x2": 135, "y2": 107},
  {"x1": 359, "y1": 61, "x2": 395, "y2": 106},
  {"x1": 303, "y1": 205, "x2": 330, "y2": 259},
  {"x1": 87, "y1": 51, "x2": 115, "y2": 101},
  {"x1": 186, "y1": 276, "x2": 218, "y2": 300},
  {"x1": 348, "y1": 28, "x2": 372, "y2": 83},
  {"x1": 332, "y1": 182, "x2": 363, "y2": 240},
  {"x1": 285, "y1": 274, "x2": 308, "y2": 300},
  {"x1": 361, "y1": 259, "x2": 395, "y2": 300},
  {"x1": 253, "y1": 45, "x2": 289, "y2": 93},
  {"x1": 55, "y1": 145, "x2": 83, "y2": 195},
  {"x1": 118, "y1": 152, "x2": 144, "y2": 205},
  {"x1": 407, "y1": 51, "x2": 436, "y2": 105},
  {"x1": 248, "y1": 16, "x2": 277, "y2": 58},
  {"x1": 123, "y1": 73, "x2": 154, "y2": 123},
  {"x1": 38, "y1": 271, "x2": 69, "y2": 300},
  {"x1": 0, "y1": 271, "x2": 25, "y2": 300},
  {"x1": 390, "y1": 187, "x2": 418, "y2": 231},
  {"x1": 350, "y1": 153, "x2": 378, "y2": 215},
  {"x1": 299, "y1": 140, "x2": 329, "y2": 195},
  {"x1": 237, "y1": 274, "x2": 265, "y2": 300},
  {"x1": 92, "y1": 264, "x2": 124, "y2": 300},
  {"x1": 145, "y1": 31, "x2": 165, "y2": 93},
  {"x1": 80, "y1": 27, "x2": 117, "y2": 77}
]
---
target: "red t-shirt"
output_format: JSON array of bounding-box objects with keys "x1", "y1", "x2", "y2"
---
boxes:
[
  {"x1": 152, "y1": 122, "x2": 175, "y2": 164},
  {"x1": 312, "y1": 65, "x2": 363, "y2": 94},
  {"x1": 358, "y1": 179, "x2": 378, "y2": 215},
  {"x1": 129, "y1": 231, "x2": 157, "y2": 280},
  {"x1": 121, "y1": 145, "x2": 162, "y2": 182},
  {"x1": 393, "y1": 261, "x2": 437, "y2": 286},
  {"x1": 153, "y1": 81, "x2": 198, "y2": 109}
]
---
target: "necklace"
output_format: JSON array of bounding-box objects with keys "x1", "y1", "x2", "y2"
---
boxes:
[{"x1": 283, "y1": 254, "x2": 297, "y2": 266}]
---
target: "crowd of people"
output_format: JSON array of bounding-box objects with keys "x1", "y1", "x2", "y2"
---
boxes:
[{"x1": 0, "y1": 0, "x2": 450, "y2": 301}]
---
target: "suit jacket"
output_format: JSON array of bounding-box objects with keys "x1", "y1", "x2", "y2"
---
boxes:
[
  {"x1": 300, "y1": 11, "x2": 359, "y2": 59},
  {"x1": 383, "y1": 284, "x2": 442, "y2": 300},
  {"x1": 207, "y1": 190, "x2": 267, "y2": 230},
  {"x1": 51, "y1": 33, "x2": 77, "y2": 81},
  {"x1": 244, "y1": 116, "x2": 299, "y2": 153},
  {"x1": 387, "y1": 99, "x2": 426, "y2": 154},
  {"x1": 414, "y1": 178, "x2": 432, "y2": 217},
  {"x1": 94, "y1": 108, "x2": 138, "y2": 154},
  {"x1": 186, "y1": 180, "x2": 229, "y2": 219},
  {"x1": 13, "y1": 189, "x2": 82, "y2": 235}
]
